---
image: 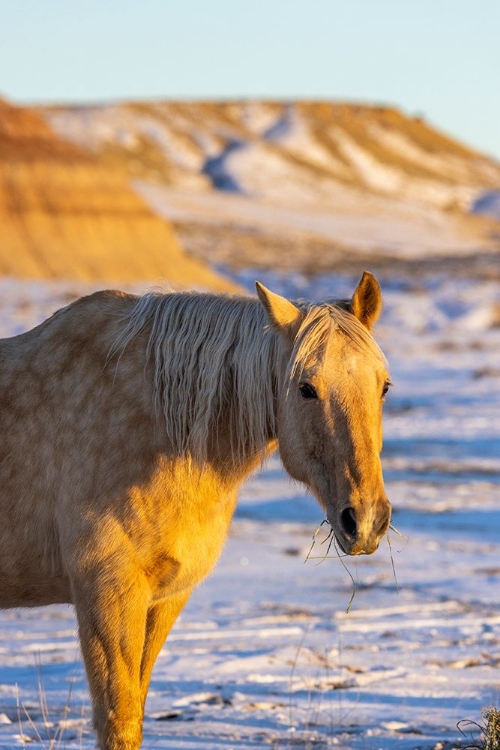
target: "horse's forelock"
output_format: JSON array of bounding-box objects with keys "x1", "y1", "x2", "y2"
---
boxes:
[
  {"x1": 290, "y1": 302, "x2": 387, "y2": 381},
  {"x1": 327, "y1": 303, "x2": 388, "y2": 366}
]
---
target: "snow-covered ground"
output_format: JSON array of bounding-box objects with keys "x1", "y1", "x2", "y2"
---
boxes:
[
  {"x1": 0, "y1": 272, "x2": 499, "y2": 749},
  {"x1": 135, "y1": 182, "x2": 497, "y2": 261}
]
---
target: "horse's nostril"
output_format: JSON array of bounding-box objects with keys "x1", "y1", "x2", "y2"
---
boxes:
[{"x1": 339, "y1": 507, "x2": 357, "y2": 540}]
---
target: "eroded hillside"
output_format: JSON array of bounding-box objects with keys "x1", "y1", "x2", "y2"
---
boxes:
[
  {"x1": 45, "y1": 101, "x2": 500, "y2": 206},
  {"x1": 0, "y1": 98, "x2": 234, "y2": 290},
  {"x1": 43, "y1": 100, "x2": 500, "y2": 275}
]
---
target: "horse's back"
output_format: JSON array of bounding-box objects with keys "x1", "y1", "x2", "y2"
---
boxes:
[
  {"x1": 1, "y1": 288, "x2": 135, "y2": 351},
  {"x1": 0, "y1": 290, "x2": 153, "y2": 607}
]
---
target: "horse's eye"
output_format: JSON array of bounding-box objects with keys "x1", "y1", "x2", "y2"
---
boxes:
[
  {"x1": 382, "y1": 380, "x2": 392, "y2": 399},
  {"x1": 299, "y1": 382, "x2": 318, "y2": 400}
]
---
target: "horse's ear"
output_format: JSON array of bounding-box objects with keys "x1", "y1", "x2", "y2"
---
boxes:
[
  {"x1": 350, "y1": 271, "x2": 382, "y2": 330},
  {"x1": 256, "y1": 282, "x2": 303, "y2": 340}
]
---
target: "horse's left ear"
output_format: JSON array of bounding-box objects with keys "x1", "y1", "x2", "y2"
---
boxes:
[
  {"x1": 256, "y1": 282, "x2": 303, "y2": 341},
  {"x1": 350, "y1": 271, "x2": 382, "y2": 330}
]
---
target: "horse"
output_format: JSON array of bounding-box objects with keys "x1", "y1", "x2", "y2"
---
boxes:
[{"x1": 0, "y1": 271, "x2": 391, "y2": 749}]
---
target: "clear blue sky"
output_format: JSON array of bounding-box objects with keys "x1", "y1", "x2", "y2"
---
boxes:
[{"x1": 2, "y1": 0, "x2": 499, "y2": 159}]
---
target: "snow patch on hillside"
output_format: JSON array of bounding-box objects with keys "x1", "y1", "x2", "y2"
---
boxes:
[
  {"x1": 44, "y1": 101, "x2": 500, "y2": 216},
  {"x1": 471, "y1": 189, "x2": 500, "y2": 219}
]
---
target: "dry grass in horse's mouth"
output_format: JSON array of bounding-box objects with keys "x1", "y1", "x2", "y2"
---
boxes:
[
  {"x1": 304, "y1": 520, "x2": 405, "y2": 614},
  {"x1": 303, "y1": 520, "x2": 357, "y2": 613}
]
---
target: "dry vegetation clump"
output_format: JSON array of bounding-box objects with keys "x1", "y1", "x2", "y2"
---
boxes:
[
  {"x1": 482, "y1": 708, "x2": 500, "y2": 750},
  {"x1": 459, "y1": 706, "x2": 500, "y2": 750}
]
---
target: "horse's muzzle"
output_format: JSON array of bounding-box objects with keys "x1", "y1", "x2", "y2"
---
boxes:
[{"x1": 335, "y1": 497, "x2": 391, "y2": 556}]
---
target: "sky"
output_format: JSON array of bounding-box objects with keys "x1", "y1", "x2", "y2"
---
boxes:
[{"x1": 1, "y1": 0, "x2": 499, "y2": 160}]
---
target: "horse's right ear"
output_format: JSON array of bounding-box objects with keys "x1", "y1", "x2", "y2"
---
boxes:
[{"x1": 256, "y1": 282, "x2": 303, "y2": 341}]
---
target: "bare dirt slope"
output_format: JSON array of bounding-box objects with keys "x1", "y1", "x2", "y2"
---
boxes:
[{"x1": 0, "y1": 98, "x2": 234, "y2": 291}]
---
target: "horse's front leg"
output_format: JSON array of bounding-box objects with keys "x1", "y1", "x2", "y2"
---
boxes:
[
  {"x1": 139, "y1": 590, "x2": 192, "y2": 712},
  {"x1": 71, "y1": 563, "x2": 150, "y2": 750}
]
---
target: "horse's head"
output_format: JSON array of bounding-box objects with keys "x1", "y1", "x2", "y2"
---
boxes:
[{"x1": 257, "y1": 272, "x2": 391, "y2": 556}]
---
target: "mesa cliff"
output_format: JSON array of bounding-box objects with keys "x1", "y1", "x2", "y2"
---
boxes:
[{"x1": 0, "y1": 98, "x2": 234, "y2": 290}]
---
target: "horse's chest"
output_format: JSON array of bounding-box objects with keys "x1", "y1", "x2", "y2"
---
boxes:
[{"x1": 147, "y1": 487, "x2": 238, "y2": 599}]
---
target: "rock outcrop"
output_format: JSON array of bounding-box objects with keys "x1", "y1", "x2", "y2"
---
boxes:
[{"x1": 0, "y1": 98, "x2": 234, "y2": 290}]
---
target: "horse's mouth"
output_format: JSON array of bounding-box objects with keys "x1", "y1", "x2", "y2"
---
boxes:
[
  {"x1": 332, "y1": 529, "x2": 351, "y2": 556},
  {"x1": 329, "y1": 520, "x2": 382, "y2": 557},
  {"x1": 335, "y1": 535, "x2": 368, "y2": 556},
  {"x1": 328, "y1": 498, "x2": 391, "y2": 556},
  {"x1": 325, "y1": 518, "x2": 354, "y2": 556}
]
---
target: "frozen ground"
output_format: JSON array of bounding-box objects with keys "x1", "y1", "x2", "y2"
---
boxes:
[
  {"x1": 135, "y1": 183, "x2": 499, "y2": 263},
  {"x1": 0, "y1": 272, "x2": 498, "y2": 749}
]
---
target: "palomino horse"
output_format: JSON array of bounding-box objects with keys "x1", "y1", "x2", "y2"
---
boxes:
[{"x1": 0, "y1": 271, "x2": 391, "y2": 749}]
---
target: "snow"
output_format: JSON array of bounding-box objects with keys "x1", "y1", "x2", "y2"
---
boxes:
[
  {"x1": 471, "y1": 190, "x2": 500, "y2": 219},
  {"x1": 240, "y1": 103, "x2": 280, "y2": 137},
  {"x1": 330, "y1": 127, "x2": 404, "y2": 194},
  {"x1": 136, "y1": 116, "x2": 202, "y2": 171},
  {"x1": 201, "y1": 139, "x2": 342, "y2": 202},
  {"x1": 368, "y1": 125, "x2": 475, "y2": 186},
  {"x1": 45, "y1": 103, "x2": 500, "y2": 215},
  {"x1": 0, "y1": 272, "x2": 499, "y2": 749},
  {"x1": 263, "y1": 107, "x2": 347, "y2": 177},
  {"x1": 135, "y1": 182, "x2": 496, "y2": 259},
  {"x1": 329, "y1": 127, "x2": 477, "y2": 209}
]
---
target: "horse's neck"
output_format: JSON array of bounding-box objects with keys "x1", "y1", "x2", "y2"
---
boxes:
[
  {"x1": 203, "y1": 400, "x2": 278, "y2": 482},
  {"x1": 223, "y1": 438, "x2": 279, "y2": 487},
  {"x1": 200, "y1": 326, "x2": 284, "y2": 482},
  {"x1": 122, "y1": 292, "x2": 284, "y2": 481}
]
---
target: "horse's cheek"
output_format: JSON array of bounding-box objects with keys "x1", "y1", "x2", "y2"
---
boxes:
[{"x1": 278, "y1": 405, "x2": 325, "y2": 486}]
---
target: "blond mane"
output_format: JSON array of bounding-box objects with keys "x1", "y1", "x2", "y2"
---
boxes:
[{"x1": 113, "y1": 290, "x2": 385, "y2": 466}]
